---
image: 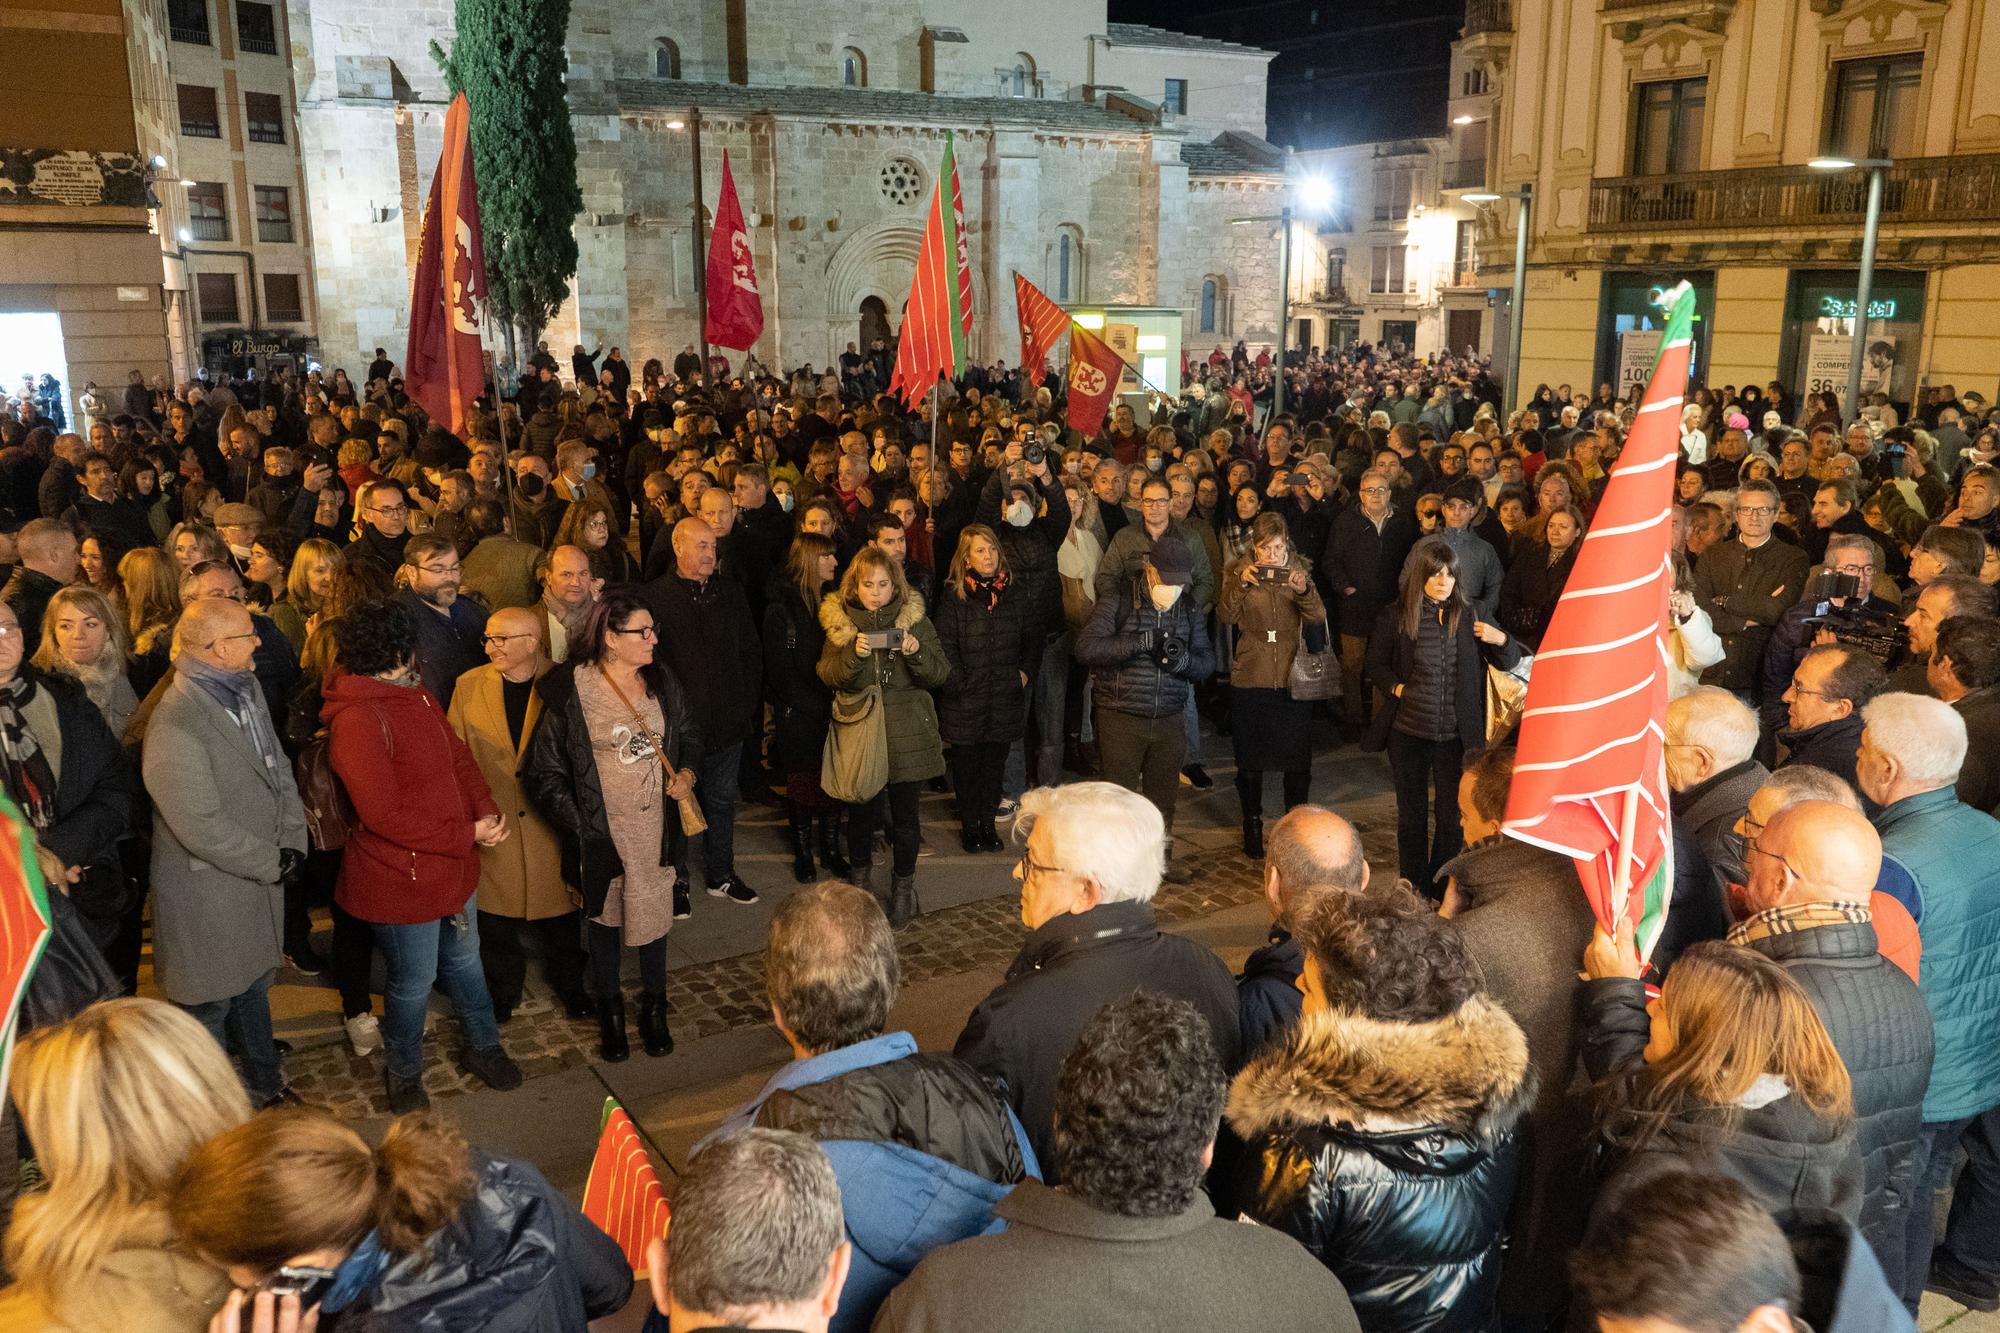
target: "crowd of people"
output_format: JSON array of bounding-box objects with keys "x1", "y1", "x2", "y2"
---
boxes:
[{"x1": 0, "y1": 335, "x2": 1996, "y2": 1330}]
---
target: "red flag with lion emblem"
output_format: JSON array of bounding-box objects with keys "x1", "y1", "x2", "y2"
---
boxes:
[
  {"x1": 1065, "y1": 321, "x2": 1126, "y2": 436},
  {"x1": 405, "y1": 92, "x2": 486, "y2": 435},
  {"x1": 704, "y1": 151, "x2": 764, "y2": 351}
]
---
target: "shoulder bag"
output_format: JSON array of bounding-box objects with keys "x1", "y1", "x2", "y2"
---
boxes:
[
  {"x1": 600, "y1": 669, "x2": 708, "y2": 835},
  {"x1": 822, "y1": 682, "x2": 890, "y2": 805},
  {"x1": 1289, "y1": 618, "x2": 1341, "y2": 702}
]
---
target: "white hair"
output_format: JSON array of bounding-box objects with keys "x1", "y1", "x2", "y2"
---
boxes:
[
  {"x1": 1014, "y1": 781, "x2": 1164, "y2": 905},
  {"x1": 1862, "y1": 693, "x2": 1967, "y2": 789},
  {"x1": 1666, "y1": 686, "x2": 1760, "y2": 766}
]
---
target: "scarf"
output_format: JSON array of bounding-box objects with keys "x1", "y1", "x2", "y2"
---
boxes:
[
  {"x1": 1726, "y1": 900, "x2": 1872, "y2": 948},
  {"x1": 0, "y1": 675, "x2": 56, "y2": 831},
  {"x1": 176, "y1": 653, "x2": 283, "y2": 778},
  {"x1": 964, "y1": 568, "x2": 1008, "y2": 612},
  {"x1": 53, "y1": 655, "x2": 137, "y2": 735}
]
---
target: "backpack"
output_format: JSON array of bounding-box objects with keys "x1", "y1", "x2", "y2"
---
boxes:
[{"x1": 294, "y1": 709, "x2": 393, "y2": 852}]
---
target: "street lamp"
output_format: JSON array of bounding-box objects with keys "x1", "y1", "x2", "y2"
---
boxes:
[
  {"x1": 1464, "y1": 183, "x2": 1533, "y2": 410},
  {"x1": 666, "y1": 111, "x2": 711, "y2": 378},
  {"x1": 1808, "y1": 155, "x2": 1893, "y2": 425},
  {"x1": 1231, "y1": 175, "x2": 1334, "y2": 421}
]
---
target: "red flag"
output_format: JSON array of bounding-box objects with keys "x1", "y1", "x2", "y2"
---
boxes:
[
  {"x1": 1013, "y1": 272, "x2": 1068, "y2": 377},
  {"x1": 580, "y1": 1097, "x2": 670, "y2": 1277},
  {"x1": 0, "y1": 789, "x2": 50, "y2": 1092},
  {"x1": 1065, "y1": 322, "x2": 1127, "y2": 436},
  {"x1": 1501, "y1": 283, "x2": 1694, "y2": 961},
  {"x1": 889, "y1": 132, "x2": 974, "y2": 405},
  {"x1": 704, "y1": 151, "x2": 764, "y2": 351},
  {"x1": 405, "y1": 93, "x2": 486, "y2": 435}
]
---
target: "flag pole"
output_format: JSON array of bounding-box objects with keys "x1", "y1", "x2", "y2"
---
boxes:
[{"x1": 1610, "y1": 784, "x2": 1640, "y2": 929}]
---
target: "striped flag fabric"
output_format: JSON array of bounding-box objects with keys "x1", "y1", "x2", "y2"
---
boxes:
[
  {"x1": 1501, "y1": 282, "x2": 1695, "y2": 962},
  {"x1": 0, "y1": 788, "x2": 52, "y2": 1092},
  {"x1": 888, "y1": 131, "x2": 974, "y2": 405},
  {"x1": 1013, "y1": 272, "x2": 1069, "y2": 376},
  {"x1": 580, "y1": 1096, "x2": 670, "y2": 1277}
]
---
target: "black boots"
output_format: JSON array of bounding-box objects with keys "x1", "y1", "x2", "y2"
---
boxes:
[
  {"x1": 889, "y1": 873, "x2": 920, "y2": 931},
  {"x1": 597, "y1": 992, "x2": 630, "y2": 1063},
  {"x1": 817, "y1": 813, "x2": 851, "y2": 879},
  {"x1": 1244, "y1": 812, "x2": 1265, "y2": 859},
  {"x1": 789, "y1": 809, "x2": 816, "y2": 883},
  {"x1": 637, "y1": 992, "x2": 673, "y2": 1057}
]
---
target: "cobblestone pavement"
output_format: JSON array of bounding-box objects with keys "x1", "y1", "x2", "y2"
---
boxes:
[{"x1": 283, "y1": 807, "x2": 1403, "y2": 1118}]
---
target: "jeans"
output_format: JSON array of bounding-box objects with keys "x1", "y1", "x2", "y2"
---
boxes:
[
  {"x1": 675, "y1": 741, "x2": 742, "y2": 885},
  {"x1": 479, "y1": 909, "x2": 586, "y2": 1014},
  {"x1": 850, "y1": 779, "x2": 922, "y2": 878},
  {"x1": 372, "y1": 905, "x2": 502, "y2": 1079},
  {"x1": 182, "y1": 969, "x2": 281, "y2": 1102},
  {"x1": 1096, "y1": 708, "x2": 1187, "y2": 831},
  {"x1": 1386, "y1": 728, "x2": 1466, "y2": 895},
  {"x1": 1903, "y1": 1106, "x2": 2000, "y2": 1308}
]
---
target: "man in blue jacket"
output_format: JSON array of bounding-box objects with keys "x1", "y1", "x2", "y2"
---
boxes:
[
  {"x1": 1858, "y1": 692, "x2": 2000, "y2": 1313},
  {"x1": 696, "y1": 880, "x2": 1036, "y2": 1333}
]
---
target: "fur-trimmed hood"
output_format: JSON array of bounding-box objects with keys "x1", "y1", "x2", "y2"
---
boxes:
[
  {"x1": 1226, "y1": 995, "x2": 1532, "y2": 1140},
  {"x1": 819, "y1": 589, "x2": 927, "y2": 647}
]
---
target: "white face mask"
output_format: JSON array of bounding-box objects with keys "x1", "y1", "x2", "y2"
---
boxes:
[
  {"x1": 777, "y1": 492, "x2": 795, "y2": 513},
  {"x1": 1005, "y1": 500, "x2": 1034, "y2": 527},
  {"x1": 1149, "y1": 582, "x2": 1183, "y2": 611}
]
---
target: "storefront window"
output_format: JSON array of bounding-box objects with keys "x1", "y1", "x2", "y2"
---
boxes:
[
  {"x1": 1596, "y1": 271, "x2": 1715, "y2": 395},
  {"x1": 1780, "y1": 268, "x2": 1925, "y2": 417}
]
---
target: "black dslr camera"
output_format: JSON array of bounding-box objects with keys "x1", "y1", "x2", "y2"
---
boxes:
[
  {"x1": 1800, "y1": 571, "x2": 1909, "y2": 666},
  {"x1": 1023, "y1": 440, "x2": 1046, "y2": 466},
  {"x1": 1140, "y1": 626, "x2": 1190, "y2": 674}
]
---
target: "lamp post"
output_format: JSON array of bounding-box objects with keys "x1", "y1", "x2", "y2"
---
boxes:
[
  {"x1": 666, "y1": 109, "x2": 711, "y2": 380},
  {"x1": 1231, "y1": 175, "x2": 1332, "y2": 425},
  {"x1": 1464, "y1": 183, "x2": 1533, "y2": 411},
  {"x1": 1808, "y1": 155, "x2": 1892, "y2": 425}
]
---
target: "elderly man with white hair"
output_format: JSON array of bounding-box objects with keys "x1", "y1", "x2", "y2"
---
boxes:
[
  {"x1": 1658, "y1": 686, "x2": 1769, "y2": 966},
  {"x1": 953, "y1": 781, "x2": 1242, "y2": 1175},
  {"x1": 1858, "y1": 693, "x2": 2000, "y2": 1312}
]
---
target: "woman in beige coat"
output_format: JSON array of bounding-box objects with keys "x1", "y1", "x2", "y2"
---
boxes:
[{"x1": 446, "y1": 605, "x2": 591, "y2": 1023}]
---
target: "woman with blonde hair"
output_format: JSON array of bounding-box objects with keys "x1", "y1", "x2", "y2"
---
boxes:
[
  {"x1": 166, "y1": 519, "x2": 227, "y2": 573},
  {"x1": 1581, "y1": 934, "x2": 1860, "y2": 1221},
  {"x1": 118, "y1": 545, "x2": 182, "y2": 699},
  {"x1": 33, "y1": 585, "x2": 137, "y2": 737},
  {"x1": 933, "y1": 524, "x2": 1035, "y2": 856},
  {"x1": 0, "y1": 998, "x2": 252, "y2": 1330}
]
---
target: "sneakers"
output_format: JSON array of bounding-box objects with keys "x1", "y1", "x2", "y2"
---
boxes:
[
  {"x1": 1929, "y1": 1256, "x2": 2000, "y2": 1312},
  {"x1": 1179, "y1": 764, "x2": 1214, "y2": 791},
  {"x1": 384, "y1": 1068, "x2": 429, "y2": 1114},
  {"x1": 457, "y1": 1044, "x2": 524, "y2": 1092},
  {"x1": 673, "y1": 884, "x2": 692, "y2": 919},
  {"x1": 345, "y1": 1011, "x2": 382, "y2": 1057},
  {"x1": 996, "y1": 797, "x2": 1019, "y2": 821},
  {"x1": 707, "y1": 876, "x2": 759, "y2": 905}
]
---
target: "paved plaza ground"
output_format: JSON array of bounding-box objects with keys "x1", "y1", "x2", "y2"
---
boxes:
[{"x1": 138, "y1": 729, "x2": 1998, "y2": 1332}]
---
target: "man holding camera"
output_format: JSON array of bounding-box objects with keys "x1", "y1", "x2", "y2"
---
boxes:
[{"x1": 1759, "y1": 534, "x2": 1900, "y2": 756}]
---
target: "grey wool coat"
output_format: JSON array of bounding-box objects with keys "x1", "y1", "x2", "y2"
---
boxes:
[{"x1": 143, "y1": 672, "x2": 307, "y2": 1005}]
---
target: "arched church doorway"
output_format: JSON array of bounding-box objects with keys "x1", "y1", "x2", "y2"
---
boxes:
[{"x1": 859, "y1": 295, "x2": 891, "y2": 348}]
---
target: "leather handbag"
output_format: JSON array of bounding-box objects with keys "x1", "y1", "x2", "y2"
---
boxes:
[
  {"x1": 822, "y1": 684, "x2": 890, "y2": 804},
  {"x1": 1288, "y1": 619, "x2": 1341, "y2": 702}
]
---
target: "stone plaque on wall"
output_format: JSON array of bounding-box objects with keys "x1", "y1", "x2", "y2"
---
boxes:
[{"x1": 0, "y1": 149, "x2": 150, "y2": 208}]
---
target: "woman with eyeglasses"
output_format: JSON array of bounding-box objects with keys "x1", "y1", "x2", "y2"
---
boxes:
[
  {"x1": 553, "y1": 494, "x2": 634, "y2": 585},
  {"x1": 521, "y1": 590, "x2": 697, "y2": 1063}
]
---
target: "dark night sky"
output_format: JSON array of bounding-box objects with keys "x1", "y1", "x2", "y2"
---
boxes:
[{"x1": 1108, "y1": 0, "x2": 1462, "y2": 149}]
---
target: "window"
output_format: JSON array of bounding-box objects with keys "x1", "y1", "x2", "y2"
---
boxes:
[
  {"x1": 1199, "y1": 275, "x2": 1229, "y2": 334},
  {"x1": 168, "y1": 0, "x2": 208, "y2": 44},
  {"x1": 1053, "y1": 226, "x2": 1084, "y2": 302},
  {"x1": 653, "y1": 37, "x2": 680, "y2": 79},
  {"x1": 245, "y1": 92, "x2": 285, "y2": 144},
  {"x1": 196, "y1": 273, "x2": 239, "y2": 324},
  {"x1": 841, "y1": 47, "x2": 866, "y2": 88},
  {"x1": 1006, "y1": 54, "x2": 1037, "y2": 98},
  {"x1": 236, "y1": 1, "x2": 277, "y2": 54},
  {"x1": 1163, "y1": 78, "x2": 1188, "y2": 115},
  {"x1": 255, "y1": 185, "x2": 292, "y2": 242},
  {"x1": 177, "y1": 84, "x2": 221, "y2": 138},
  {"x1": 1454, "y1": 219, "x2": 1477, "y2": 285},
  {"x1": 1828, "y1": 55, "x2": 1923, "y2": 161},
  {"x1": 1370, "y1": 245, "x2": 1409, "y2": 295},
  {"x1": 1462, "y1": 67, "x2": 1488, "y2": 96},
  {"x1": 1632, "y1": 77, "x2": 1706, "y2": 176},
  {"x1": 264, "y1": 273, "x2": 303, "y2": 322},
  {"x1": 1373, "y1": 166, "x2": 1414, "y2": 222},
  {"x1": 187, "y1": 181, "x2": 229, "y2": 240}
]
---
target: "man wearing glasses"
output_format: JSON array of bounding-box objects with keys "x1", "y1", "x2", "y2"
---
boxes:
[
  {"x1": 347, "y1": 477, "x2": 413, "y2": 574},
  {"x1": 1691, "y1": 477, "x2": 1809, "y2": 701},
  {"x1": 1321, "y1": 468, "x2": 1415, "y2": 740},
  {"x1": 1757, "y1": 533, "x2": 1898, "y2": 760},
  {"x1": 396, "y1": 534, "x2": 488, "y2": 708}
]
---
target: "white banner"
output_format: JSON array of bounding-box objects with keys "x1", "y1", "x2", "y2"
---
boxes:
[
  {"x1": 1806, "y1": 334, "x2": 1897, "y2": 413},
  {"x1": 1616, "y1": 330, "x2": 1662, "y2": 401}
]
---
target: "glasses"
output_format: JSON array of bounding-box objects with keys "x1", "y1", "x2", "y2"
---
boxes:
[
  {"x1": 1016, "y1": 851, "x2": 1070, "y2": 880},
  {"x1": 1359, "y1": 485, "x2": 1390, "y2": 495},
  {"x1": 1736, "y1": 505, "x2": 1776, "y2": 517},
  {"x1": 207, "y1": 631, "x2": 260, "y2": 647},
  {"x1": 611, "y1": 625, "x2": 659, "y2": 640},
  {"x1": 1788, "y1": 680, "x2": 1838, "y2": 700},
  {"x1": 1140, "y1": 497, "x2": 1171, "y2": 508},
  {"x1": 1832, "y1": 563, "x2": 1874, "y2": 577},
  {"x1": 1745, "y1": 842, "x2": 1801, "y2": 877},
  {"x1": 370, "y1": 502, "x2": 409, "y2": 516},
  {"x1": 417, "y1": 563, "x2": 461, "y2": 577},
  {"x1": 481, "y1": 632, "x2": 533, "y2": 646}
]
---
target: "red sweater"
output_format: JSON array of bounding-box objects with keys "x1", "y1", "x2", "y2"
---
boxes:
[{"x1": 322, "y1": 668, "x2": 498, "y2": 924}]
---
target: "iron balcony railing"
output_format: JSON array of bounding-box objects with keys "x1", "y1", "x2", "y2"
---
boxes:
[
  {"x1": 1588, "y1": 154, "x2": 2000, "y2": 231},
  {"x1": 1464, "y1": 0, "x2": 1511, "y2": 34}
]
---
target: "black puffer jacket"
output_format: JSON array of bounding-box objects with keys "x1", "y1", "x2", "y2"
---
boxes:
[
  {"x1": 931, "y1": 575, "x2": 1039, "y2": 745},
  {"x1": 1364, "y1": 602, "x2": 1522, "y2": 751},
  {"x1": 762, "y1": 578, "x2": 832, "y2": 767},
  {"x1": 518, "y1": 661, "x2": 698, "y2": 918},
  {"x1": 1581, "y1": 976, "x2": 1863, "y2": 1224},
  {"x1": 975, "y1": 470, "x2": 1072, "y2": 639},
  {"x1": 333, "y1": 1151, "x2": 631, "y2": 1331},
  {"x1": 1226, "y1": 997, "x2": 1532, "y2": 1333},
  {"x1": 1074, "y1": 577, "x2": 1216, "y2": 720},
  {"x1": 1743, "y1": 922, "x2": 1934, "y2": 1281}
]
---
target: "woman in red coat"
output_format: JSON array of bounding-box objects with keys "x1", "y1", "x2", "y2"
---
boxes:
[{"x1": 323, "y1": 598, "x2": 522, "y2": 1114}]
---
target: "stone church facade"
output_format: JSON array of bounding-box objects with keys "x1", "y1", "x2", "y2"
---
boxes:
[{"x1": 289, "y1": 0, "x2": 1295, "y2": 375}]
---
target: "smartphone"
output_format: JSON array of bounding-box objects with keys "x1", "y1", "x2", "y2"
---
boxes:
[
  {"x1": 263, "y1": 1264, "x2": 338, "y2": 1308},
  {"x1": 859, "y1": 628, "x2": 901, "y2": 651},
  {"x1": 1255, "y1": 564, "x2": 1287, "y2": 582}
]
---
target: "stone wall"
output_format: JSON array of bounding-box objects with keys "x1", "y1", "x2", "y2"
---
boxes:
[{"x1": 1182, "y1": 176, "x2": 1285, "y2": 353}]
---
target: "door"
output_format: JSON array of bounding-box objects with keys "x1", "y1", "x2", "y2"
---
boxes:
[{"x1": 1447, "y1": 308, "x2": 1483, "y2": 356}]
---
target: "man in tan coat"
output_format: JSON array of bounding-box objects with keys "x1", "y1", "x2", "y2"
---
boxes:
[{"x1": 446, "y1": 605, "x2": 591, "y2": 1021}]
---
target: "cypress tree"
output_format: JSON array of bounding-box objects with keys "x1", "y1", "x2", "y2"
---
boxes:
[{"x1": 432, "y1": 0, "x2": 581, "y2": 341}]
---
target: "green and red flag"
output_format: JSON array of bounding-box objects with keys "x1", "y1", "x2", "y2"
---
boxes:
[
  {"x1": 0, "y1": 788, "x2": 52, "y2": 1091},
  {"x1": 1013, "y1": 271, "x2": 1069, "y2": 377},
  {"x1": 1501, "y1": 282, "x2": 1695, "y2": 963},
  {"x1": 889, "y1": 131, "x2": 974, "y2": 405},
  {"x1": 580, "y1": 1096, "x2": 670, "y2": 1277}
]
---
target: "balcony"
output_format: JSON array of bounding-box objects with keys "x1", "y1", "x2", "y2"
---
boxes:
[
  {"x1": 1445, "y1": 157, "x2": 1488, "y2": 192},
  {"x1": 1588, "y1": 154, "x2": 2000, "y2": 232},
  {"x1": 1463, "y1": 0, "x2": 1511, "y2": 34}
]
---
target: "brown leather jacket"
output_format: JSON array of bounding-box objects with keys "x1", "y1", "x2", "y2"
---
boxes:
[{"x1": 1217, "y1": 555, "x2": 1327, "y2": 690}]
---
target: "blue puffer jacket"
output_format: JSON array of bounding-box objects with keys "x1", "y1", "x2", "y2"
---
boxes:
[
  {"x1": 1074, "y1": 577, "x2": 1216, "y2": 719},
  {"x1": 696, "y1": 1032, "x2": 1039, "y2": 1333},
  {"x1": 1874, "y1": 786, "x2": 2000, "y2": 1122}
]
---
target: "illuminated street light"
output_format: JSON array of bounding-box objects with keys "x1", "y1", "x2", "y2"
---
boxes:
[
  {"x1": 1460, "y1": 185, "x2": 1533, "y2": 405},
  {"x1": 1297, "y1": 175, "x2": 1334, "y2": 213},
  {"x1": 1453, "y1": 114, "x2": 1476, "y2": 125},
  {"x1": 1808, "y1": 155, "x2": 1893, "y2": 424}
]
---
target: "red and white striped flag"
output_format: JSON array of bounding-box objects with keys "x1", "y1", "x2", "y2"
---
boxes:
[
  {"x1": 580, "y1": 1097, "x2": 669, "y2": 1277},
  {"x1": 1501, "y1": 282, "x2": 1694, "y2": 961},
  {"x1": 889, "y1": 132, "x2": 974, "y2": 405},
  {"x1": 1014, "y1": 271, "x2": 1069, "y2": 376}
]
